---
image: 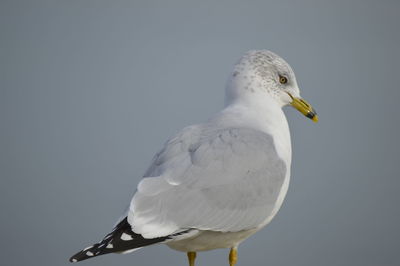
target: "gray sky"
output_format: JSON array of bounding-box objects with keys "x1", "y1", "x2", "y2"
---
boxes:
[{"x1": 1, "y1": 1, "x2": 399, "y2": 266}]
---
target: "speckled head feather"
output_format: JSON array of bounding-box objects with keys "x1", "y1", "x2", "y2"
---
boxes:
[{"x1": 226, "y1": 50, "x2": 300, "y2": 107}]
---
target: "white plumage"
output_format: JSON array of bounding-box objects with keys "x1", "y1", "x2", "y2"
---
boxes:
[{"x1": 130, "y1": 124, "x2": 288, "y2": 239}]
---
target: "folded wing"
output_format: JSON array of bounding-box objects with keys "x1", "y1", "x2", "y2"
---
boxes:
[{"x1": 128, "y1": 126, "x2": 287, "y2": 238}]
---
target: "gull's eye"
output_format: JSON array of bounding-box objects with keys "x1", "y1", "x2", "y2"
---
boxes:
[{"x1": 279, "y1": 75, "x2": 288, "y2": 84}]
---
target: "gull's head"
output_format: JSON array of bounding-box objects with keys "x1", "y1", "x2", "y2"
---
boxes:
[{"x1": 226, "y1": 50, "x2": 318, "y2": 122}]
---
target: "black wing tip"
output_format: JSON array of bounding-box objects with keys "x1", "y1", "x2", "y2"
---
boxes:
[
  {"x1": 69, "y1": 250, "x2": 86, "y2": 263},
  {"x1": 69, "y1": 253, "x2": 82, "y2": 263},
  {"x1": 69, "y1": 243, "x2": 106, "y2": 263},
  {"x1": 69, "y1": 252, "x2": 88, "y2": 263},
  {"x1": 69, "y1": 251, "x2": 93, "y2": 263},
  {"x1": 68, "y1": 217, "x2": 170, "y2": 263}
]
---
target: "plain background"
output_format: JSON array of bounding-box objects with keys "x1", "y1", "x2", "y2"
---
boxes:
[{"x1": 1, "y1": 1, "x2": 399, "y2": 266}]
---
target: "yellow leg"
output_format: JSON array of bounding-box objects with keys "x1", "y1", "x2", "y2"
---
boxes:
[
  {"x1": 229, "y1": 247, "x2": 238, "y2": 266},
  {"x1": 187, "y1": 251, "x2": 197, "y2": 266}
]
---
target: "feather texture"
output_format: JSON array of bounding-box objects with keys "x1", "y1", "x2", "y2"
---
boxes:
[{"x1": 128, "y1": 126, "x2": 287, "y2": 238}]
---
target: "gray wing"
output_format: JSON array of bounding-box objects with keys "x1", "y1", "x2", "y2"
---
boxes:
[{"x1": 128, "y1": 126, "x2": 287, "y2": 238}]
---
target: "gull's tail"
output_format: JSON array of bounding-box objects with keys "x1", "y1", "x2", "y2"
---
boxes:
[{"x1": 69, "y1": 217, "x2": 168, "y2": 263}]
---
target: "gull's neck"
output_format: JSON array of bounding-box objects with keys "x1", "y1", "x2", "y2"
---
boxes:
[{"x1": 212, "y1": 93, "x2": 292, "y2": 164}]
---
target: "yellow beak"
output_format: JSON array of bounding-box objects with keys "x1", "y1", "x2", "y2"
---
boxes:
[{"x1": 287, "y1": 92, "x2": 318, "y2": 123}]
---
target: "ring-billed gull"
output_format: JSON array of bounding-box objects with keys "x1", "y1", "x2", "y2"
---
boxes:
[{"x1": 69, "y1": 50, "x2": 318, "y2": 266}]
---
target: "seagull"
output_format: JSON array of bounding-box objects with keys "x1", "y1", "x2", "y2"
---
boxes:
[{"x1": 69, "y1": 50, "x2": 318, "y2": 266}]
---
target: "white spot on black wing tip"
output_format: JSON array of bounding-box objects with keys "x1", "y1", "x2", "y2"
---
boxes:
[
  {"x1": 120, "y1": 232, "x2": 134, "y2": 241},
  {"x1": 71, "y1": 258, "x2": 77, "y2": 263},
  {"x1": 106, "y1": 243, "x2": 113, "y2": 249},
  {"x1": 86, "y1": 251, "x2": 94, "y2": 256}
]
